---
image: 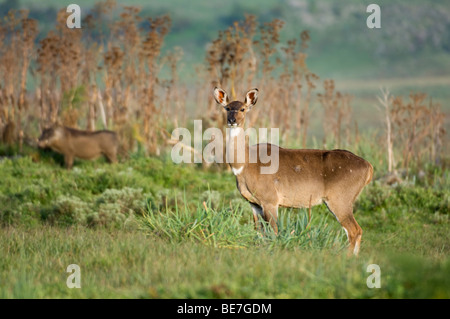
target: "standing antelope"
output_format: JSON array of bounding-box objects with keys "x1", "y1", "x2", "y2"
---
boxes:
[{"x1": 213, "y1": 87, "x2": 373, "y2": 255}]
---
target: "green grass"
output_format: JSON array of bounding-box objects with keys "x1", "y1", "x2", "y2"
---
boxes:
[
  {"x1": 1, "y1": 225, "x2": 449, "y2": 298},
  {"x1": 141, "y1": 196, "x2": 347, "y2": 251},
  {"x1": 0, "y1": 150, "x2": 449, "y2": 298}
]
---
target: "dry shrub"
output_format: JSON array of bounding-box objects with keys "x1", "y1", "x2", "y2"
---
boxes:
[
  {"x1": 317, "y1": 79, "x2": 352, "y2": 149},
  {"x1": 3, "y1": 2, "x2": 175, "y2": 156},
  {"x1": 0, "y1": 10, "x2": 38, "y2": 149},
  {"x1": 0, "y1": 8, "x2": 346, "y2": 159},
  {"x1": 390, "y1": 93, "x2": 446, "y2": 172},
  {"x1": 202, "y1": 15, "x2": 320, "y2": 151},
  {"x1": 377, "y1": 89, "x2": 446, "y2": 174}
]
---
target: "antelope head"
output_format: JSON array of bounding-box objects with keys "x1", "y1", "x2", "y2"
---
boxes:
[{"x1": 213, "y1": 87, "x2": 258, "y2": 128}]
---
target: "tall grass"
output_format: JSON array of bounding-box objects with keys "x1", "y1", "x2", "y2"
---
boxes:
[{"x1": 142, "y1": 190, "x2": 346, "y2": 251}]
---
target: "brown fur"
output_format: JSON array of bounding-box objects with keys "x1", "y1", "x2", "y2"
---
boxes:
[
  {"x1": 38, "y1": 125, "x2": 118, "y2": 169},
  {"x1": 214, "y1": 87, "x2": 373, "y2": 255}
]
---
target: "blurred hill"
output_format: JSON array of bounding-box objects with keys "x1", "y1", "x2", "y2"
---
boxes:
[{"x1": 2, "y1": 0, "x2": 450, "y2": 82}]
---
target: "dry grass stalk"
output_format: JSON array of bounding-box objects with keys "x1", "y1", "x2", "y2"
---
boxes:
[
  {"x1": 390, "y1": 92, "x2": 445, "y2": 172},
  {"x1": 377, "y1": 88, "x2": 395, "y2": 173},
  {"x1": 203, "y1": 15, "x2": 320, "y2": 155},
  {"x1": 0, "y1": 10, "x2": 38, "y2": 149},
  {"x1": 317, "y1": 79, "x2": 352, "y2": 149}
]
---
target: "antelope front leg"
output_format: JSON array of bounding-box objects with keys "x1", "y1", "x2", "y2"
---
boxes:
[
  {"x1": 64, "y1": 154, "x2": 74, "y2": 170},
  {"x1": 104, "y1": 151, "x2": 117, "y2": 164},
  {"x1": 261, "y1": 203, "x2": 279, "y2": 235},
  {"x1": 250, "y1": 203, "x2": 264, "y2": 232}
]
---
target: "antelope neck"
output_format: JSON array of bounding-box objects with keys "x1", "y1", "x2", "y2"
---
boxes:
[{"x1": 227, "y1": 124, "x2": 248, "y2": 173}]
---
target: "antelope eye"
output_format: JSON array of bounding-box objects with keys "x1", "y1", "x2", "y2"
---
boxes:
[{"x1": 240, "y1": 108, "x2": 245, "y2": 112}]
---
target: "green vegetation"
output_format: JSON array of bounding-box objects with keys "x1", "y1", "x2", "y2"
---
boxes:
[{"x1": 0, "y1": 153, "x2": 448, "y2": 298}]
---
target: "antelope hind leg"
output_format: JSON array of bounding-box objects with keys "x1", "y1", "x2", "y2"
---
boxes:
[{"x1": 324, "y1": 200, "x2": 362, "y2": 255}]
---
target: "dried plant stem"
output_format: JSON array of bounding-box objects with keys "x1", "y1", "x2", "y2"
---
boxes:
[{"x1": 377, "y1": 88, "x2": 395, "y2": 173}]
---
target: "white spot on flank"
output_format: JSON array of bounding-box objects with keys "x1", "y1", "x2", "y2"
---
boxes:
[{"x1": 232, "y1": 166, "x2": 244, "y2": 176}]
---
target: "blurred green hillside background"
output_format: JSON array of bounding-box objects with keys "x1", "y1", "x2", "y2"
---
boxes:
[
  {"x1": 2, "y1": 0, "x2": 449, "y2": 128},
  {"x1": 3, "y1": 0, "x2": 449, "y2": 79}
]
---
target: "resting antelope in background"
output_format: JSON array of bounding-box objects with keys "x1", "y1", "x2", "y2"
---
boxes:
[{"x1": 213, "y1": 87, "x2": 373, "y2": 255}]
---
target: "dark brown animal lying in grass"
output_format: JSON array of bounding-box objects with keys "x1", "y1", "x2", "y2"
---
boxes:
[{"x1": 38, "y1": 125, "x2": 118, "y2": 169}]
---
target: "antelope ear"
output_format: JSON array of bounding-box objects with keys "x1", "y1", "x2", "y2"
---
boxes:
[
  {"x1": 213, "y1": 87, "x2": 229, "y2": 107},
  {"x1": 245, "y1": 88, "x2": 258, "y2": 109}
]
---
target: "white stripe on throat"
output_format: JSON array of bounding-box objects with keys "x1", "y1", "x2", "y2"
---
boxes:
[
  {"x1": 232, "y1": 166, "x2": 244, "y2": 176},
  {"x1": 229, "y1": 127, "x2": 242, "y2": 138}
]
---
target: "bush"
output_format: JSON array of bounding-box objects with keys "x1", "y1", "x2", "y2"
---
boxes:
[
  {"x1": 44, "y1": 195, "x2": 90, "y2": 226},
  {"x1": 36, "y1": 187, "x2": 153, "y2": 228},
  {"x1": 87, "y1": 203, "x2": 128, "y2": 227},
  {"x1": 96, "y1": 187, "x2": 149, "y2": 215}
]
